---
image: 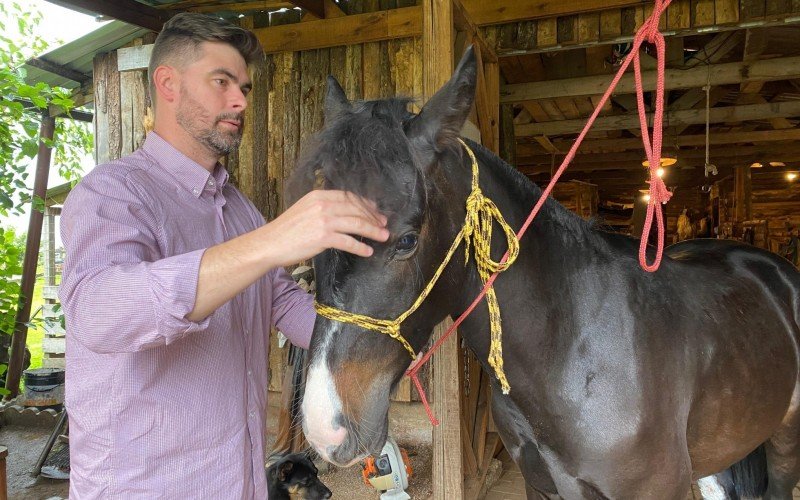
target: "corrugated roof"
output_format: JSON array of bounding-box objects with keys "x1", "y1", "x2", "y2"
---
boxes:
[{"x1": 23, "y1": 20, "x2": 150, "y2": 91}]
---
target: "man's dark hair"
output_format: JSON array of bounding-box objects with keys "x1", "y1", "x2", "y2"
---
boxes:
[{"x1": 148, "y1": 12, "x2": 263, "y2": 101}]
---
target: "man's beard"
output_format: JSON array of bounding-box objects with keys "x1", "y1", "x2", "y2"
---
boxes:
[{"x1": 176, "y1": 88, "x2": 244, "y2": 157}]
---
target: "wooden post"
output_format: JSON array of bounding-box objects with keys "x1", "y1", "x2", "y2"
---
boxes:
[
  {"x1": 431, "y1": 320, "x2": 463, "y2": 499},
  {"x1": 0, "y1": 445, "x2": 7, "y2": 500},
  {"x1": 6, "y1": 115, "x2": 55, "y2": 398},
  {"x1": 423, "y1": 1, "x2": 463, "y2": 498},
  {"x1": 734, "y1": 164, "x2": 753, "y2": 223}
]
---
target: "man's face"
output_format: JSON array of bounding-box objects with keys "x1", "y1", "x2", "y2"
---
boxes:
[{"x1": 175, "y1": 41, "x2": 252, "y2": 157}]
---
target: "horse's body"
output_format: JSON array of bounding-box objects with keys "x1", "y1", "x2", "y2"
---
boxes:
[{"x1": 294, "y1": 48, "x2": 800, "y2": 499}]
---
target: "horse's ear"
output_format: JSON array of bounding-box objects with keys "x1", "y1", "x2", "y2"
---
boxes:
[
  {"x1": 324, "y1": 75, "x2": 351, "y2": 123},
  {"x1": 405, "y1": 46, "x2": 477, "y2": 164}
]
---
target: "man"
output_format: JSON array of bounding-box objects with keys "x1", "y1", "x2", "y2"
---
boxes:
[{"x1": 59, "y1": 13, "x2": 388, "y2": 498}]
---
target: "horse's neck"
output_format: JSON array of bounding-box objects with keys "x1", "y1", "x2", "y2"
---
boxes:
[
  {"x1": 446, "y1": 143, "x2": 595, "y2": 357},
  {"x1": 465, "y1": 143, "x2": 586, "y2": 251}
]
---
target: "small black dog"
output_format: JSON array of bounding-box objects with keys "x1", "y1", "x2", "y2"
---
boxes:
[{"x1": 266, "y1": 453, "x2": 332, "y2": 499}]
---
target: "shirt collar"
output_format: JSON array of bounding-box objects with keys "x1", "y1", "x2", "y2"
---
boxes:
[{"x1": 142, "y1": 132, "x2": 230, "y2": 198}]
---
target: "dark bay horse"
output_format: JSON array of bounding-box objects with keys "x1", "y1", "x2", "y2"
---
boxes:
[{"x1": 292, "y1": 47, "x2": 800, "y2": 499}]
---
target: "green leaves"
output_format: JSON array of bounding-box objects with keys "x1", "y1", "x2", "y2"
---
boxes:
[
  {"x1": 0, "y1": 226, "x2": 24, "y2": 338},
  {"x1": 0, "y1": 2, "x2": 91, "y2": 371},
  {"x1": 0, "y1": 1, "x2": 91, "y2": 217}
]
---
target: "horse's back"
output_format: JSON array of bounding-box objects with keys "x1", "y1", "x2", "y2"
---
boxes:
[
  {"x1": 657, "y1": 238, "x2": 800, "y2": 476},
  {"x1": 665, "y1": 238, "x2": 800, "y2": 324}
]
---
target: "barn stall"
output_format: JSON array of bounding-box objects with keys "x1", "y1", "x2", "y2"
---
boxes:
[{"x1": 6, "y1": 0, "x2": 800, "y2": 498}]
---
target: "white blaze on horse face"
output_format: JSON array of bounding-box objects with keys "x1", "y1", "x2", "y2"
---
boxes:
[{"x1": 302, "y1": 323, "x2": 347, "y2": 461}]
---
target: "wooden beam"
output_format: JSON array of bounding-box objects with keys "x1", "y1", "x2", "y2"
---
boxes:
[
  {"x1": 254, "y1": 6, "x2": 421, "y2": 54},
  {"x1": 515, "y1": 101, "x2": 800, "y2": 136},
  {"x1": 5, "y1": 115, "x2": 55, "y2": 399},
  {"x1": 452, "y1": 0, "x2": 497, "y2": 63},
  {"x1": 48, "y1": 90, "x2": 93, "y2": 119},
  {"x1": 323, "y1": 0, "x2": 346, "y2": 18},
  {"x1": 25, "y1": 57, "x2": 91, "y2": 84},
  {"x1": 521, "y1": 154, "x2": 800, "y2": 174},
  {"x1": 521, "y1": 128, "x2": 800, "y2": 154},
  {"x1": 682, "y1": 31, "x2": 743, "y2": 68},
  {"x1": 117, "y1": 45, "x2": 153, "y2": 72},
  {"x1": 181, "y1": 1, "x2": 294, "y2": 13},
  {"x1": 502, "y1": 55, "x2": 800, "y2": 103},
  {"x1": 460, "y1": 0, "x2": 645, "y2": 27},
  {"x1": 519, "y1": 143, "x2": 800, "y2": 166},
  {"x1": 495, "y1": 16, "x2": 800, "y2": 57},
  {"x1": 288, "y1": 0, "x2": 325, "y2": 18},
  {"x1": 534, "y1": 135, "x2": 561, "y2": 153},
  {"x1": 292, "y1": 0, "x2": 346, "y2": 19},
  {"x1": 45, "y1": 0, "x2": 172, "y2": 32},
  {"x1": 734, "y1": 164, "x2": 753, "y2": 222}
]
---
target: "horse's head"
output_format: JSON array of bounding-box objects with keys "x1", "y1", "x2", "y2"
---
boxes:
[{"x1": 289, "y1": 48, "x2": 477, "y2": 466}]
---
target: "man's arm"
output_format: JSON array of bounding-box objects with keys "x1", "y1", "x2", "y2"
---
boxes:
[
  {"x1": 60, "y1": 171, "x2": 386, "y2": 354},
  {"x1": 188, "y1": 189, "x2": 388, "y2": 321}
]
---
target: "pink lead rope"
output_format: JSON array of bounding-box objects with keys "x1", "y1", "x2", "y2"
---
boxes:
[{"x1": 407, "y1": 0, "x2": 674, "y2": 425}]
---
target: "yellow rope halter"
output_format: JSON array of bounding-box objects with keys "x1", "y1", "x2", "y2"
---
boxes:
[{"x1": 315, "y1": 139, "x2": 520, "y2": 394}]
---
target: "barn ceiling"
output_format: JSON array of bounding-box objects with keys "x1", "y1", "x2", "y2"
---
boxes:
[{"x1": 40, "y1": 0, "x2": 800, "y2": 208}]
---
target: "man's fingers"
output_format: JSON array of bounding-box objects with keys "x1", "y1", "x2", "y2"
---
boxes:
[
  {"x1": 331, "y1": 233, "x2": 374, "y2": 257},
  {"x1": 312, "y1": 190, "x2": 387, "y2": 227},
  {"x1": 329, "y1": 216, "x2": 389, "y2": 243}
]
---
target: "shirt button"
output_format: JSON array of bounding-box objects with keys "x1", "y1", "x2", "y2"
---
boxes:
[
  {"x1": 192, "y1": 188, "x2": 200, "y2": 195},
  {"x1": 208, "y1": 179, "x2": 215, "y2": 187},
  {"x1": 249, "y1": 411, "x2": 255, "y2": 418},
  {"x1": 247, "y1": 370, "x2": 252, "y2": 376}
]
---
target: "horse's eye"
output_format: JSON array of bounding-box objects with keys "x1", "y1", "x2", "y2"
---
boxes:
[{"x1": 396, "y1": 233, "x2": 418, "y2": 253}]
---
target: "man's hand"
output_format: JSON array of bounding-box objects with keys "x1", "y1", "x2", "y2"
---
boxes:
[
  {"x1": 189, "y1": 190, "x2": 387, "y2": 322},
  {"x1": 260, "y1": 190, "x2": 389, "y2": 269}
]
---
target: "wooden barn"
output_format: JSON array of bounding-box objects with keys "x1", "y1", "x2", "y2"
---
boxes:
[{"x1": 9, "y1": 0, "x2": 800, "y2": 498}]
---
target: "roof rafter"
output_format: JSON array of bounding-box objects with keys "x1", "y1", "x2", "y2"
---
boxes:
[{"x1": 45, "y1": 0, "x2": 174, "y2": 32}]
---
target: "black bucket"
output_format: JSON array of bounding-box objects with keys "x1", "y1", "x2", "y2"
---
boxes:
[{"x1": 23, "y1": 368, "x2": 65, "y2": 410}]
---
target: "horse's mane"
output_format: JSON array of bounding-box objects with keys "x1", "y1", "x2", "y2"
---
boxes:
[
  {"x1": 464, "y1": 139, "x2": 595, "y2": 238},
  {"x1": 287, "y1": 97, "x2": 421, "y2": 219}
]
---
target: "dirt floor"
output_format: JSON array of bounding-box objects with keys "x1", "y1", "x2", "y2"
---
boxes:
[
  {"x1": 1, "y1": 423, "x2": 69, "y2": 500},
  {"x1": 0, "y1": 401, "x2": 432, "y2": 500},
  {"x1": 1, "y1": 423, "x2": 430, "y2": 500},
  {"x1": 318, "y1": 444, "x2": 432, "y2": 499}
]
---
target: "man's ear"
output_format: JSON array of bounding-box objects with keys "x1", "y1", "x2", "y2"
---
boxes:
[
  {"x1": 152, "y1": 65, "x2": 179, "y2": 104},
  {"x1": 278, "y1": 460, "x2": 294, "y2": 482}
]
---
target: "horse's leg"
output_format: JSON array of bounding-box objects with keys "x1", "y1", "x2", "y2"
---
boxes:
[
  {"x1": 763, "y1": 384, "x2": 800, "y2": 500},
  {"x1": 489, "y1": 394, "x2": 559, "y2": 496},
  {"x1": 525, "y1": 483, "x2": 560, "y2": 500}
]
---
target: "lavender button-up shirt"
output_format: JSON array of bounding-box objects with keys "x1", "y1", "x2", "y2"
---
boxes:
[{"x1": 59, "y1": 132, "x2": 315, "y2": 499}]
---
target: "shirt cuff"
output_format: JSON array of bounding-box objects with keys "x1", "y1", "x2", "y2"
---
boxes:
[{"x1": 146, "y1": 248, "x2": 211, "y2": 343}]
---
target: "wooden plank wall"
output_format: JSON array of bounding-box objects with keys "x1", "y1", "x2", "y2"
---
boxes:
[
  {"x1": 93, "y1": 36, "x2": 155, "y2": 165},
  {"x1": 228, "y1": 19, "x2": 425, "y2": 401},
  {"x1": 480, "y1": 0, "x2": 800, "y2": 54}
]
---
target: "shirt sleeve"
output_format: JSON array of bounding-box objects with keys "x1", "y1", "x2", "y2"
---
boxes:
[
  {"x1": 269, "y1": 267, "x2": 315, "y2": 350},
  {"x1": 58, "y1": 168, "x2": 211, "y2": 354}
]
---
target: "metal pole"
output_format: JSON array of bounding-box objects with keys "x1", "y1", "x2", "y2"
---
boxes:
[{"x1": 5, "y1": 114, "x2": 56, "y2": 398}]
